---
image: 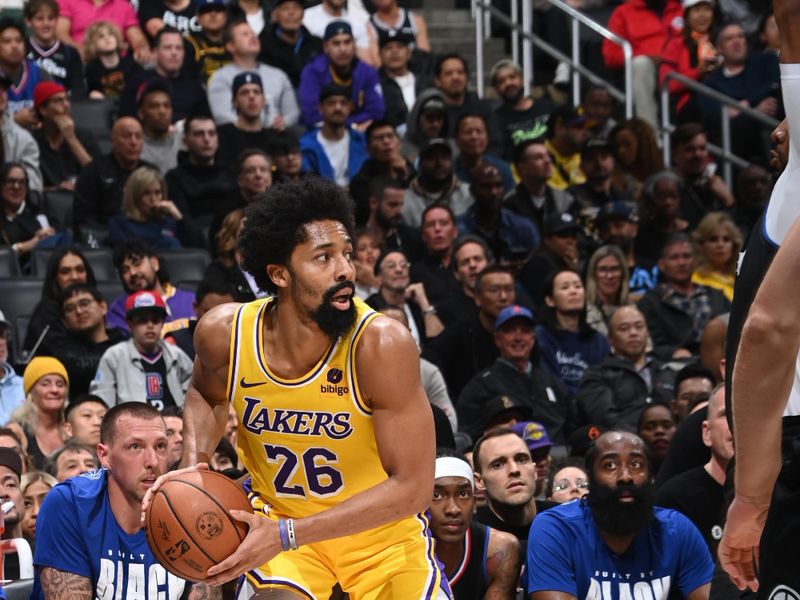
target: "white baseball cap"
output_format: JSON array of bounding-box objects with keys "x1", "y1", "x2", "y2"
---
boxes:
[{"x1": 683, "y1": 0, "x2": 714, "y2": 8}]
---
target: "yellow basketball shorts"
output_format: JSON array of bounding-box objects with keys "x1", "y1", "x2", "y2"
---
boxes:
[{"x1": 239, "y1": 511, "x2": 448, "y2": 600}]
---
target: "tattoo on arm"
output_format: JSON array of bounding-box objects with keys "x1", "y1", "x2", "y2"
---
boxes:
[
  {"x1": 39, "y1": 568, "x2": 93, "y2": 600},
  {"x1": 188, "y1": 582, "x2": 221, "y2": 600},
  {"x1": 485, "y1": 537, "x2": 522, "y2": 600}
]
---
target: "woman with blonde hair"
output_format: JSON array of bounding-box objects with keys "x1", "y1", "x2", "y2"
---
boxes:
[
  {"x1": 8, "y1": 357, "x2": 68, "y2": 471},
  {"x1": 20, "y1": 471, "x2": 59, "y2": 545},
  {"x1": 585, "y1": 245, "x2": 631, "y2": 336},
  {"x1": 108, "y1": 166, "x2": 201, "y2": 249},
  {"x1": 691, "y1": 211, "x2": 742, "y2": 300}
]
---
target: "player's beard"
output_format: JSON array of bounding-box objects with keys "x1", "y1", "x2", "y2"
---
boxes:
[
  {"x1": 311, "y1": 281, "x2": 357, "y2": 340},
  {"x1": 586, "y1": 480, "x2": 655, "y2": 537}
]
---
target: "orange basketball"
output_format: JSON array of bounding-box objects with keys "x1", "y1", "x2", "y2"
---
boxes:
[{"x1": 144, "y1": 470, "x2": 253, "y2": 582}]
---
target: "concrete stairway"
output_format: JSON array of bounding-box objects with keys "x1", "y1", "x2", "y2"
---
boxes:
[{"x1": 418, "y1": 0, "x2": 507, "y2": 92}]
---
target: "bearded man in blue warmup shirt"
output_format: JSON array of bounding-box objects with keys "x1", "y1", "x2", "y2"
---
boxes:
[{"x1": 526, "y1": 431, "x2": 713, "y2": 600}]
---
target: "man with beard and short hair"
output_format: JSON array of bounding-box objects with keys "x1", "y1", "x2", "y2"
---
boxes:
[
  {"x1": 367, "y1": 249, "x2": 444, "y2": 347},
  {"x1": 107, "y1": 239, "x2": 195, "y2": 335},
  {"x1": 145, "y1": 177, "x2": 450, "y2": 599},
  {"x1": 458, "y1": 163, "x2": 540, "y2": 264},
  {"x1": 576, "y1": 306, "x2": 674, "y2": 431},
  {"x1": 435, "y1": 235, "x2": 492, "y2": 326},
  {"x1": 504, "y1": 138, "x2": 576, "y2": 236},
  {"x1": 430, "y1": 453, "x2": 521, "y2": 599},
  {"x1": 423, "y1": 265, "x2": 516, "y2": 399},
  {"x1": 491, "y1": 59, "x2": 554, "y2": 162},
  {"x1": 637, "y1": 233, "x2": 730, "y2": 359},
  {"x1": 403, "y1": 138, "x2": 473, "y2": 228},
  {"x1": 300, "y1": 84, "x2": 368, "y2": 187},
  {"x1": 161, "y1": 406, "x2": 183, "y2": 466},
  {"x1": 568, "y1": 138, "x2": 632, "y2": 212},
  {"x1": 33, "y1": 403, "x2": 215, "y2": 600},
  {"x1": 472, "y1": 427, "x2": 558, "y2": 550},
  {"x1": 657, "y1": 384, "x2": 731, "y2": 555},
  {"x1": 364, "y1": 177, "x2": 424, "y2": 261},
  {"x1": 527, "y1": 431, "x2": 714, "y2": 600}
]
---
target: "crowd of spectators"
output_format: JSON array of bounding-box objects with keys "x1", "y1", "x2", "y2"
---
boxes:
[{"x1": 0, "y1": 0, "x2": 786, "y2": 597}]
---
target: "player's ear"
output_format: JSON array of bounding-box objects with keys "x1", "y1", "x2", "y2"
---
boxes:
[{"x1": 267, "y1": 264, "x2": 289, "y2": 289}]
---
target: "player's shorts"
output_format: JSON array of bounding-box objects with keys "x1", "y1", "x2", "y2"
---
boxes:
[
  {"x1": 236, "y1": 506, "x2": 451, "y2": 600},
  {"x1": 758, "y1": 419, "x2": 800, "y2": 600}
]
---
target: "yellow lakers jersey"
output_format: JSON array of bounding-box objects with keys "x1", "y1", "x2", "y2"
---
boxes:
[{"x1": 227, "y1": 296, "x2": 386, "y2": 518}]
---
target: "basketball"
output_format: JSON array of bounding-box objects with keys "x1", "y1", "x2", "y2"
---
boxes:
[{"x1": 144, "y1": 470, "x2": 253, "y2": 582}]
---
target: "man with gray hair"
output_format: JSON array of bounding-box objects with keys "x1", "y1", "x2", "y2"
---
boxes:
[{"x1": 491, "y1": 59, "x2": 554, "y2": 161}]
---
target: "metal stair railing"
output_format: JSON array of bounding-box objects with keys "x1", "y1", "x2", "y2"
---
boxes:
[
  {"x1": 472, "y1": 0, "x2": 633, "y2": 118},
  {"x1": 660, "y1": 71, "x2": 779, "y2": 186}
]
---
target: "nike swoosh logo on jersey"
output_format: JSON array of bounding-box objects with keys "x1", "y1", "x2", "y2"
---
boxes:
[{"x1": 240, "y1": 377, "x2": 268, "y2": 388}]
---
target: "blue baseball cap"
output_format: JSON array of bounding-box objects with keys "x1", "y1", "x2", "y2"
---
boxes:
[
  {"x1": 511, "y1": 421, "x2": 553, "y2": 453},
  {"x1": 596, "y1": 200, "x2": 639, "y2": 224},
  {"x1": 494, "y1": 305, "x2": 535, "y2": 331}
]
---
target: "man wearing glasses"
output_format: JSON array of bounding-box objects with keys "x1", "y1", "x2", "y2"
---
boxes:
[
  {"x1": 366, "y1": 248, "x2": 443, "y2": 347},
  {"x1": 40, "y1": 283, "x2": 124, "y2": 398}
]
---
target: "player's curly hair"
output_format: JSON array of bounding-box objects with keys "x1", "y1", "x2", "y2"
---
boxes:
[{"x1": 238, "y1": 177, "x2": 355, "y2": 292}]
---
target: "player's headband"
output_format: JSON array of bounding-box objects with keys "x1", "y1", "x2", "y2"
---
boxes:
[{"x1": 434, "y1": 457, "x2": 474, "y2": 490}]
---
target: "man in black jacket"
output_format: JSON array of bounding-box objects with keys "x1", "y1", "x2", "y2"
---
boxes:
[
  {"x1": 576, "y1": 305, "x2": 674, "y2": 431},
  {"x1": 165, "y1": 114, "x2": 234, "y2": 229},
  {"x1": 378, "y1": 31, "x2": 431, "y2": 132},
  {"x1": 423, "y1": 265, "x2": 516, "y2": 400},
  {"x1": 457, "y1": 304, "x2": 571, "y2": 444},
  {"x1": 73, "y1": 116, "x2": 156, "y2": 238},
  {"x1": 41, "y1": 284, "x2": 125, "y2": 399},
  {"x1": 259, "y1": 0, "x2": 322, "y2": 87}
]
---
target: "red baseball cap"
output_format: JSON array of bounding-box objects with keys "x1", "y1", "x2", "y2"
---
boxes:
[
  {"x1": 33, "y1": 81, "x2": 66, "y2": 111},
  {"x1": 125, "y1": 290, "x2": 167, "y2": 320}
]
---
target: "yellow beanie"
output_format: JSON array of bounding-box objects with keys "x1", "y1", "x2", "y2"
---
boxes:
[{"x1": 23, "y1": 356, "x2": 69, "y2": 396}]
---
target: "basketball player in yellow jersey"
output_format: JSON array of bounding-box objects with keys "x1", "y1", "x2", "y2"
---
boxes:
[{"x1": 143, "y1": 177, "x2": 449, "y2": 600}]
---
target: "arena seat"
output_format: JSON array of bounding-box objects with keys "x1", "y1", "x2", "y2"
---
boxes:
[
  {"x1": 159, "y1": 249, "x2": 211, "y2": 284},
  {"x1": 0, "y1": 249, "x2": 20, "y2": 277}
]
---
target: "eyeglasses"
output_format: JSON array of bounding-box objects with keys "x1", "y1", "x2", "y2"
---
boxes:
[
  {"x1": 552, "y1": 478, "x2": 589, "y2": 492},
  {"x1": 3, "y1": 178, "x2": 26, "y2": 187},
  {"x1": 63, "y1": 298, "x2": 96, "y2": 314},
  {"x1": 382, "y1": 260, "x2": 410, "y2": 270}
]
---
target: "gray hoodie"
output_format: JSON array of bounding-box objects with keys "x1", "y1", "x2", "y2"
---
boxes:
[
  {"x1": 401, "y1": 88, "x2": 452, "y2": 163},
  {"x1": 2, "y1": 118, "x2": 42, "y2": 191}
]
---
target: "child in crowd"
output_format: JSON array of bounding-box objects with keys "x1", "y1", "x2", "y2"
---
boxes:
[
  {"x1": 90, "y1": 290, "x2": 192, "y2": 409},
  {"x1": 83, "y1": 21, "x2": 142, "y2": 100},
  {"x1": 24, "y1": 0, "x2": 86, "y2": 96}
]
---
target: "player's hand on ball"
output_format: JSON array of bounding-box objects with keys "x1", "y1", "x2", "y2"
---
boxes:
[
  {"x1": 205, "y1": 510, "x2": 281, "y2": 586},
  {"x1": 718, "y1": 495, "x2": 769, "y2": 592},
  {"x1": 141, "y1": 462, "x2": 210, "y2": 526}
]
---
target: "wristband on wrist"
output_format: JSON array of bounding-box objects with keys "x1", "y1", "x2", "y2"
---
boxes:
[
  {"x1": 286, "y1": 518, "x2": 298, "y2": 550},
  {"x1": 278, "y1": 518, "x2": 290, "y2": 551},
  {"x1": 423, "y1": 306, "x2": 437, "y2": 316}
]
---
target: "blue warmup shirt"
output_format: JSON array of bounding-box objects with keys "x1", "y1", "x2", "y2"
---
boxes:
[
  {"x1": 32, "y1": 469, "x2": 189, "y2": 600},
  {"x1": 527, "y1": 500, "x2": 713, "y2": 599}
]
